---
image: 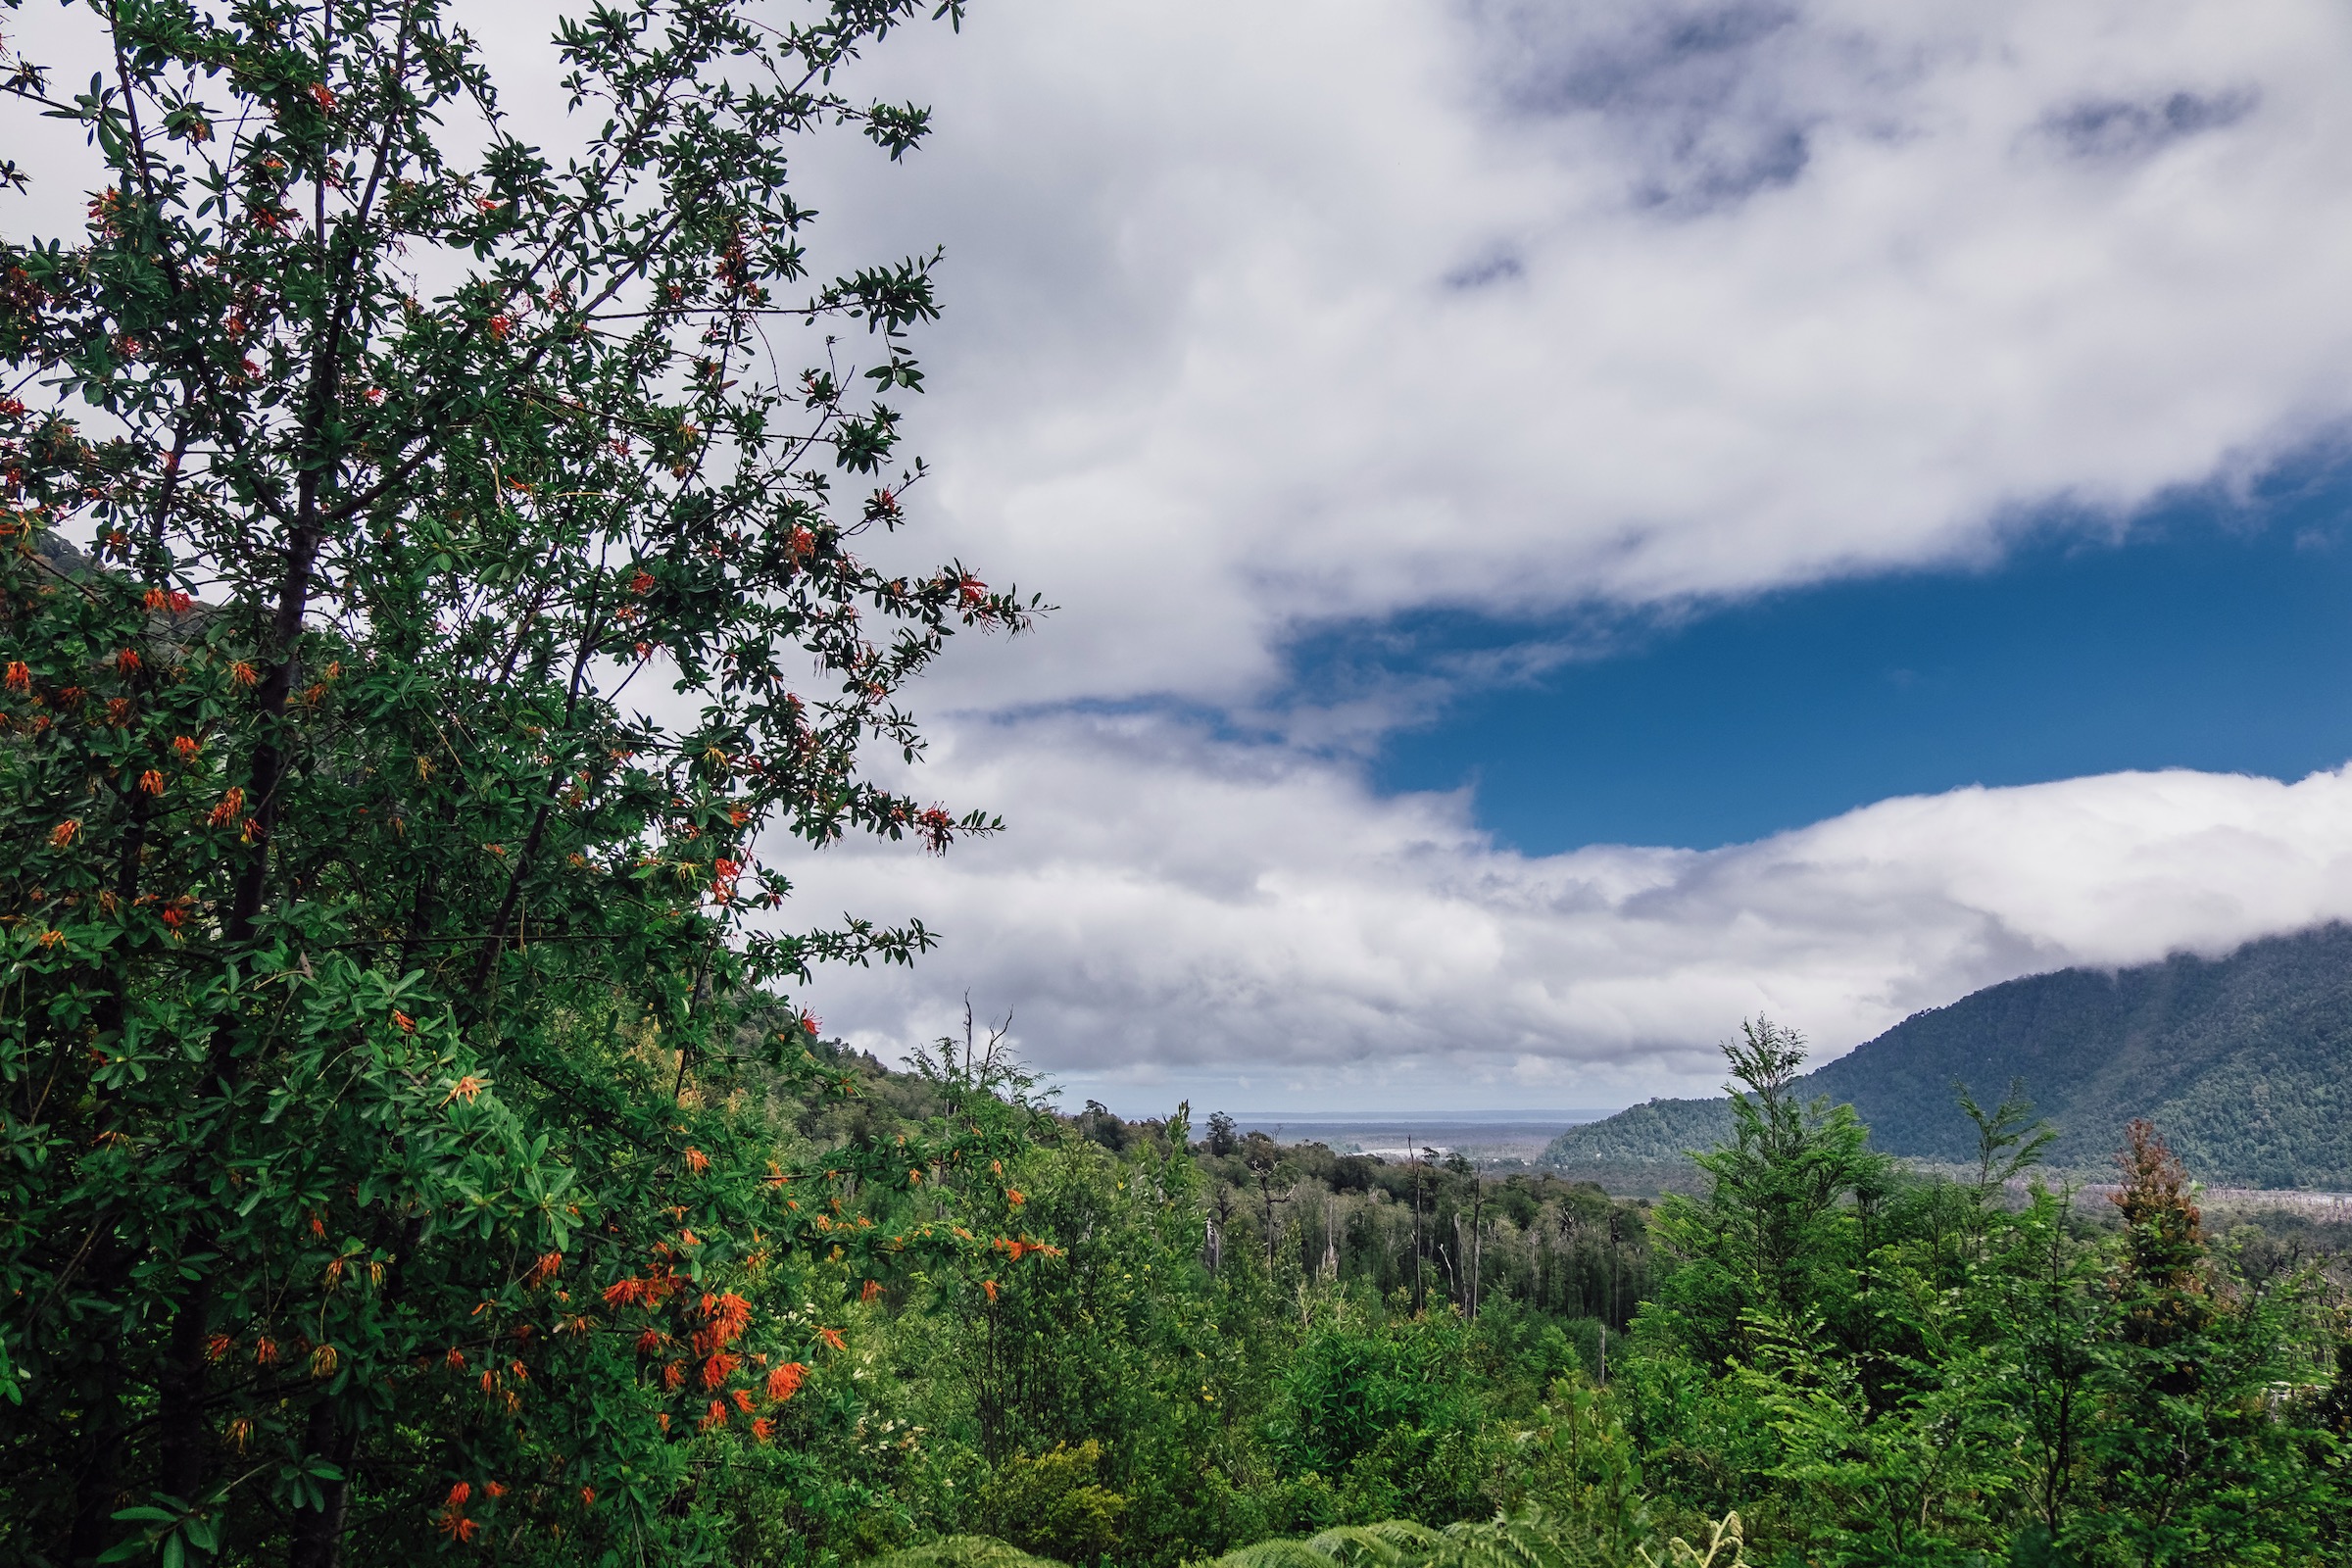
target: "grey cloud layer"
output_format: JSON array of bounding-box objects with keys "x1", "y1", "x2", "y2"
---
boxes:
[{"x1": 786, "y1": 718, "x2": 2352, "y2": 1104}]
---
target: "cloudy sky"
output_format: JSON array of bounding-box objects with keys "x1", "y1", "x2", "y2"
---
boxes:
[
  {"x1": 21, "y1": 0, "x2": 2352, "y2": 1117},
  {"x1": 759, "y1": 0, "x2": 2352, "y2": 1118}
]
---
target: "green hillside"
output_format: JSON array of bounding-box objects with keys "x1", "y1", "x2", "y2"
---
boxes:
[{"x1": 1541, "y1": 922, "x2": 2352, "y2": 1188}]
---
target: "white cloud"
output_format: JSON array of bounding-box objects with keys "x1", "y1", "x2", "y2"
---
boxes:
[
  {"x1": 799, "y1": 0, "x2": 2352, "y2": 708},
  {"x1": 787, "y1": 718, "x2": 2352, "y2": 1113}
]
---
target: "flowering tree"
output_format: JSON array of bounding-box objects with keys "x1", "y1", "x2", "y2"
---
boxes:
[{"x1": 0, "y1": 0, "x2": 1043, "y2": 1561}]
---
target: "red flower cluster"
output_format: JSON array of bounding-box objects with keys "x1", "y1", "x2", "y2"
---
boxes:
[
  {"x1": 431, "y1": 1482, "x2": 483, "y2": 1543},
  {"x1": 602, "y1": 1263, "x2": 683, "y2": 1311}
]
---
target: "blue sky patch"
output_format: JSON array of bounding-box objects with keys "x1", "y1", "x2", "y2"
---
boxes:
[{"x1": 1348, "y1": 459, "x2": 2352, "y2": 853}]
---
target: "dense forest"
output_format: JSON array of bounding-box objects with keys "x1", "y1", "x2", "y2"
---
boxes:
[
  {"x1": 29, "y1": 1003, "x2": 2347, "y2": 1566},
  {"x1": 744, "y1": 1021, "x2": 2352, "y2": 1568}
]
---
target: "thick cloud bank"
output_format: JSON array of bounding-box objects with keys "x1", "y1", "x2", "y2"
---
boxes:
[
  {"x1": 803, "y1": 0, "x2": 2352, "y2": 709},
  {"x1": 789, "y1": 721, "x2": 2352, "y2": 1110}
]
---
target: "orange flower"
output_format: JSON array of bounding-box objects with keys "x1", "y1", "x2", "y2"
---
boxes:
[
  {"x1": 3, "y1": 661, "x2": 27, "y2": 692},
  {"x1": 705, "y1": 1291, "x2": 751, "y2": 1345},
  {"x1": 440, "y1": 1074, "x2": 484, "y2": 1105},
  {"x1": 662, "y1": 1361, "x2": 685, "y2": 1391},
  {"x1": 309, "y1": 82, "x2": 334, "y2": 109},
  {"x1": 816, "y1": 1326, "x2": 846, "y2": 1351},
  {"x1": 447, "y1": 1482, "x2": 472, "y2": 1509},
  {"x1": 205, "y1": 1334, "x2": 233, "y2": 1362},
  {"x1": 636, "y1": 1329, "x2": 664, "y2": 1355},
  {"x1": 48, "y1": 819, "x2": 78, "y2": 849},
  {"x1": 983, "y1": 1279, "x2": 998, "y2": 1303},
  {"x1": 434, "y1": 1511, "x2": 477, "y2": 1544},
  {"x1": 766, "y1": 1362, "x2": 807, "y2": 1402},
  {"x1": 445, "y1": 1347, "x2": 466, "y2": 1370},
  {"x1": 604, "y1": 1277, "x2": 647, "y2": 1309},
  {"x1": 527, "y1": 1251, "x2": 563, "y2": 1287},
  {"x1": 1005, "y1": 1190, "x2": 1025, "y2": 1207},
  {"x1": 255, "y1": 1337, "x2": 279, "y2": 1366},
  {"x1": 731, "y1": 1389, "x2": 755, "y2": 1413},
  {"x1": 207, "y1": 787, "x2": 245, "y2": 827},
  {"x1": 700, "y1": 1351, "x2": 741, "y2": 1390},
  {"x1": 580, "y1": 1487, "x2": 596, "y2": 1508},
  {"x1": 860, "y1": 1278, "x2": 883, "y2": 1302},
  {"x1": 751, "y1": 1416, "x2": 775, "y2": 1444},
  {"x1": 230, "y1": 661, "x2": 258, "y2": 688},
  {"x1": 172, "y1": 735, "x2": 199, "y2": 760},
  {"x1": 144, "y1": 588, "x2": 169, "y2": 612},
  {"x1": 138, "y1": 769, "x2": 166, "y2": 795},
  {"x1": 115, "y1": 648, "x2": 140, "y2": 672},
  {"x1": 683, "y1": 1148, "x2": 710, "y2": 1174},
  {"x1": 391, "y1": 1011, "x2": 416, "y2": 1033}
]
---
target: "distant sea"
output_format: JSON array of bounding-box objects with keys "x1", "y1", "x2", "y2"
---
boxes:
[{"x1": 1230, "y1": 1110, "x2": 1618, "y2": 1167}]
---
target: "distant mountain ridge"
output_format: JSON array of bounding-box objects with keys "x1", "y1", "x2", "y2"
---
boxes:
[{"x1": 1541, "y1": 923, "x2": 2352, "y2": 1189}]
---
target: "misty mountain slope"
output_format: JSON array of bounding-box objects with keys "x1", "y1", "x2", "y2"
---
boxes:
[{"x1": 1541, "y1": 923, "x2": 2352, "y2": 1188}]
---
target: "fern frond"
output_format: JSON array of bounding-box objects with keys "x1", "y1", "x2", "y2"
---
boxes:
[
  {"x1": 1206, "y1": 1539, "x2": 1348, "y2": 1568},
  {"x1": 1635, "y1": 1513, "x2": 1743, "y2": 1568},
  {"x1": 867, "y1": 1536, "x2": 1070, "y2": 1568}
]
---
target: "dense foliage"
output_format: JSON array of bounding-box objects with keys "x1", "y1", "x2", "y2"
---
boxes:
[
  {"x1": 696, "y1": 1026, "x2": 2352, "y2": 1568},
  {"x1": 0, "y1": 0, "x2": 1039, "y2": 1562}
]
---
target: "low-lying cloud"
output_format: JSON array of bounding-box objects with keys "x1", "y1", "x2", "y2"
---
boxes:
[{"x1": 786, "y1": 718, "x2": 2352, "y2": 1112}]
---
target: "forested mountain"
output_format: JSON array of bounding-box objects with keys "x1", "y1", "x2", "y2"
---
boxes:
[{"x1": 1542, "y1": 922, "x2": 2352, "y2": 1187}]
